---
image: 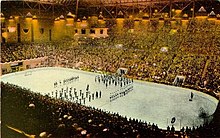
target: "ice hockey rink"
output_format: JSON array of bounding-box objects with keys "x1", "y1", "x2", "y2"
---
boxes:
[{"x1": 1, "y1": 67, "x2": 218, "y2": 130}]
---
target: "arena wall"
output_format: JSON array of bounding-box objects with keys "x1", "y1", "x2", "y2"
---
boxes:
[
  {"x1": 0, "y1": 57, "x2": 47, "y2": 75},
  {"x1": 1, "y1": 16, "x2": 108, "y2": 43}
]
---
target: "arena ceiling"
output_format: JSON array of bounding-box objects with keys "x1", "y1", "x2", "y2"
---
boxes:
[
  {"x1": 1, "y1": 0, "x2": 220, "y2": 18},
  {"x1": 1, "y1": 0, "x2": 76, "y2": 6},
  {"x1": 80, "y1": 0, "x2": 192, "y2": 6},
  {"x1": 2, "y1": 0, "x2": 218, "y2": 6}
]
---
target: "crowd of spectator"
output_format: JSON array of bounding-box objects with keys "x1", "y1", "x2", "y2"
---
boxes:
[
  {"x1": 1, "y1": 18, "x2": 220, "y2": 137},
  {"x1": 1, "y1": 43, "x2": 49, "y2": 63}
]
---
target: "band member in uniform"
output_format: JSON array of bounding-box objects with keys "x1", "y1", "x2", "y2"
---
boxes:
[{"x1": 191, "y1": 92, "x2": 194, "y2": 99}]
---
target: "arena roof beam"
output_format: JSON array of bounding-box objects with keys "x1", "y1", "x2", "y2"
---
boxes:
[
  {"x1": 79, "y1": 0, "x2": 193, "y2": 7},
  {"x1": 77, "y1": 0, "x2": 208, "y2": 19},
  {"x1": 1, "y1": 0, "x2": 76, "y2": 19},
  {"x1": 1, "y1": 0, "x2": 77, "y2": 6}
]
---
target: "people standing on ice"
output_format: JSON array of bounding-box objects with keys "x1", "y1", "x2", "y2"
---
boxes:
[
  {"x1": 80, "y1": 90, "x2": 82, "y2": 96},
  {"x1": 69, "y1": 91, "x2": 72, "y2": 99},
  {"x1": 55, "y1": 90, "x2": 58, "y2": 99},
  {"x1": 81, "y1": 93, "x2": 84, "y2": 99},
  {"x1": 54, "y1": 82, "x2": 56, "y2": 88},
  {"x1": 66, "y1": 86, "x2": 68, "y2": 93},
  {"x1": 64, "y1": 92, "x2": 67, "y2": 99},
  {"x1": 83, "y1": 98, "x2": 85, "y2": 104},
  {"x1": 89, "y1": 95, "x2": 91, "y2": 102},
  {"x1": 171, "y1": 125, "x2": 175, "y2": 132},
  {"x1": 86, "y1": 84, "x2": 89, "y2": 91},
  {"x1": 59, "y1": 92, "x2": 62, "y2": 99},
  {"x1": 86, "y1": 91, "x2": 89, "y2": 98},
  {"x1": 96, "y1": 91, "x2": 98, "y2": 99},
  {"x1": 167, "y1": 126, "x2": 170, "y2": 131},
  {"x1": 74, "y1": 88, "x2": 77, "y2": 96},
  {"x1": 98, "y1": 77, "x2": 100, "y2": 83},
  {"x1": 191, "y1": 92, "x2": 194, "y2": 99}
]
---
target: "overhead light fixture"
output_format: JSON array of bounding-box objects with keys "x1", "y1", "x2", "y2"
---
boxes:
[
  {"x1": 196, "y1": 6, "x2": 207, "y2": 17},
  {"x1": 60, "y1": 15, "x2": 65, "y2": 20},
  {"x1": 182, "y1": 13, "x2": 188, "y2": 19},
  {"x1": 198, "y1": 6, "x2": 206, "y2": 13},
  {"x1": 67, "y1": 12, "x2": 76, "y2": 18},
  {"x1": 142, "y1": 13, "x2": 149, "y2": 20},
  {"x1": 26, "y1": 12, "x2": 33, "y2": 18},
  {"x1": 1, "y1": 13, "x2": 5, "y2": 20},
  {"x1": 82, "y1": 16, "x2": 87, "y2": 20},
  {"x1": 209, "y1": 10, "x2": 216, "y2": 17},
  {"x1": 217, "y1": 14, "x2": 220, "y2": 20},
  {"x1": 9, "y1": 16, "x2": 14, "y2": 21},
  {"x1": 54, "y1": 17, "x2": 60, "y2": 21},
  {"x1": 117, "y1": 11, "x2": 124, "y2": 18},
  {"x1": 98, "y1": 12, "x2": 104, "y2": 20},
  {"x1": 32, "y1": 15, "x2": 37, "y2": 19}
]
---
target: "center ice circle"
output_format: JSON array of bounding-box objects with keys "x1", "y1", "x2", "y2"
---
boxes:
[{"x1": 1, "y1": 67, "x2": 218, "y2": 130}]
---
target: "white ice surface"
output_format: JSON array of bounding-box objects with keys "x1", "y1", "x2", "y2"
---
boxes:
[{"x1": 1, "y1": 67, "x2": 218, "y2": 130}]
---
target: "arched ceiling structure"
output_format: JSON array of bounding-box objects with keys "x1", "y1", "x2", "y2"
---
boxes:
[
  {"x1": 77, "y1": 0, "x2": 220, "y2": 18},
  {"x1": 1, "y1": 0, "x2": 220, "y2": 19}
]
